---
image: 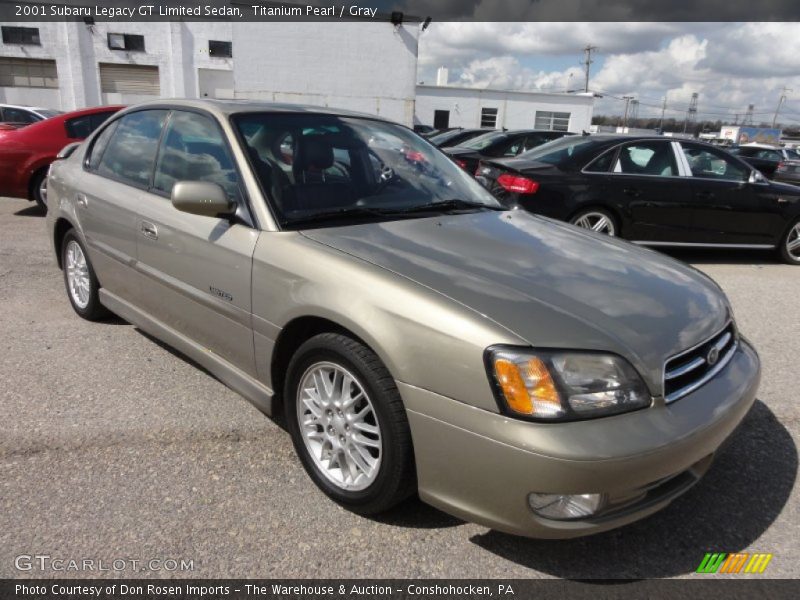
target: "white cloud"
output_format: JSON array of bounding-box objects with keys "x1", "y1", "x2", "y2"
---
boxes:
[{"x1": 418, "y1": 22, "x2": 800, "y2": 123}]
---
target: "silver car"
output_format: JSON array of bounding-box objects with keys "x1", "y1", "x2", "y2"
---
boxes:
[{"x1": 46, "y1": 100, "x2": 760, "y2": 538}]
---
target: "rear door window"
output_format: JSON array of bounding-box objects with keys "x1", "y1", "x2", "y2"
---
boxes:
[
  {"x1": 96, "y1": 110, "x2": 168, "y2": 188},
  {"x1": 680, "y1": 143, "x2": 749, "y2": 182},
  {"x1": 65, "y1": 111, "x2": 115, "y2": 139},
  {"x1": 614, "y1": 141, "x2": 678, "y2": 176}
]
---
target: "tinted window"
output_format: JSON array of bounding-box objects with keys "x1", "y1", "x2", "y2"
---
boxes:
[
  {"x1": 65, "y1": 111, "x2": 115, "y2": 139},
  {"x1": 96, "y1": 110, "x2": 167, "y2": 187},
  {"x1": 680, "y1": 144, "x2": 749, "y2": 182},
  {"x1": 2, "y1": 107, "x2": 38, "y2": 124},
  {"x1": 614, "y1": 142, "x2": 677, "y2": 176},
  {"x1": 461, "y1": 131, "x2": 508, "y2": 151},
  {"x1": 584, "y1": 149, "x2": 615, "y2": 172},
  {"x1": 153, "y1": 111, "x2": 240, "y2": 201}
]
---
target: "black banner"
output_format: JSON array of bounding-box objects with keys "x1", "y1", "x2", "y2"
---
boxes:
[
  {"x1": 2, "y1": 580, "x2": 800, "y2": 600},
  {"x1": 1, "y1": 0, "x2": 799, "y2": 22}
]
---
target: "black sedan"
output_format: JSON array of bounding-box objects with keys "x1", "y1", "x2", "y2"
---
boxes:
[
  {"x1": 475, "y1": 135, "x2": 800, "y2": 264},
  {"x1": 729, "y1": 144, "x2": 800, "y2": 178},
  {"x1": 427, "y1": 128, "x2": 489, "y2": 148},
  {"x1": 444, "y1": 129, "x2": 574, "y2": 174}
]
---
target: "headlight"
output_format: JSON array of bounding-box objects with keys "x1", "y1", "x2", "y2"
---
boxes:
[{"x1": 485, "y1": 347, "x2": 651, "y2": 421}]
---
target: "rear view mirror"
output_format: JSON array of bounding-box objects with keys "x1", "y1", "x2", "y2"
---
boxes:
[
  {"x1": 749, "y1": 170, "x2": 767, "y2": 184},
  {"x1": 56, "y1": 141, "x2": 81, "y2": 160},
  {"x1": 171, "y1": 181, "x2": 235, "y2": 218}
]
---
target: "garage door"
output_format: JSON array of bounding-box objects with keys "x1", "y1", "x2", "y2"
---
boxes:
[
  {"x1": 98, "y1": 63, "x2": 159, "y2": 95},
  {"x1": 0, "y1": 57, "x2": 58, "y2": 88}
]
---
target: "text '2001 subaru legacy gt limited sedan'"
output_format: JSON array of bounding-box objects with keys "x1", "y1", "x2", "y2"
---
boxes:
[{"x1": 46, "y1": 100, "x2": 760, "y2": 538}]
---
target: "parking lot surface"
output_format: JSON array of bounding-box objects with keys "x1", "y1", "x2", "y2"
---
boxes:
[{"x1": 1, "y1": 197, "x2": 798, "y2": 579}]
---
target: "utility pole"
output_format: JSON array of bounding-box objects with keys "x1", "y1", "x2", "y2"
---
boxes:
[
  {"x1": 773, "y1": 87, "x2": 792, "y2": 127},
  {"x1": 581, "y1": 45, "x2": 597, "y2": 93},
  {"x1": 621, "y1": 96, "x2": 634, "y2": 130},
  {"x1": 744, "y1": 104, "x2": 754, "y2": 125},
  {"x1": 658, "y1": 96, "x2": 667, "y2": 132},
  {"x1": 683, "y1": 92, "x2": 698, "y2": 134}
]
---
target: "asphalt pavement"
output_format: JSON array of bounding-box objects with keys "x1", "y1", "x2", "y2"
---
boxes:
[{"x1": 1, "y1": 197, "x2": 798, "y2": 579}]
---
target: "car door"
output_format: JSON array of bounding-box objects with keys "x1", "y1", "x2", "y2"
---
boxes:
[
  {"x1": 678, "y1": 142, "x2": 774, "y2": 245},
  {"x1": 79, "y1": 109, "x2": 169, "y2": 302},
  {"x1": 604, "y1": 140, "x2": 697, "y2": 242},
  {"x1": 135, "y1": 109, "x2": 259, "y2": 376}
]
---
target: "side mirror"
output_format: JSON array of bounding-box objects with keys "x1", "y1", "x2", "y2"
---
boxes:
[
  {"x1": 56, "y1": 141, "x2": 82, "y2": 160},
  {"x1": 748, "y1": 170, "x2": 768, "y2": 185},
  {"x1": 171, "y1": 181, "x2": 235, "y2": 218}
]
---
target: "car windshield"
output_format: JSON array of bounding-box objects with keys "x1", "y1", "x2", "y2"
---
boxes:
[
  {"x1": 428, "y1": 129, "x2": 467, "y2": 145},
  {"x1": 234, "y1": 113, "x2": 503, "y2": 228},
  {"x1": 518, "y1": 135, "x2": 598, "y2": 165},
  {"x1": 459, "y1": 131, "x2": 508, "y2": 150}
]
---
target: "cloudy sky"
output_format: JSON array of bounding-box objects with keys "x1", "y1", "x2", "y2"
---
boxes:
[{"x1": 417, "y1": 23, "x2": 800, "y2": 124}]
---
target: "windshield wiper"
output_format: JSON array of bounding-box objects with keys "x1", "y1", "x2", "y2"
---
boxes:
[
  {"x1": 286, "y1": 206, "x2": 397, "y2": 228},
  {"x1": 393, "y1": 198, "x2": 504, "y2": 214}
]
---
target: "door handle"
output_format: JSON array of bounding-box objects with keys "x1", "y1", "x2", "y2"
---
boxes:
[
  {"x1": 141, "y1": 221, "x2": 158, "y2": 240},
  {"x1": 75, "y1": 193, "x2": 87, "y2": 207},
  {"x1": 623, "y1": 187, "x2": 642, "y2": 198}
]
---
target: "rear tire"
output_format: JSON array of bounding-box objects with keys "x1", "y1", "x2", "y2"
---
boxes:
[
  {"x1": 61, "y1": 230, "x2": 109, "y2": 320},
  {"x1": 284, "y1": 332, "x2": 415, "y2": 515},
  {"x1": 569, "y1": 208, "x2": 618, "y2": 237},
  {"x1": 31, "y1": 168, "x2": 48, "y2": 212},
  {"x1": 778, "y1": 219, "x2": 800, "y2": 265}
]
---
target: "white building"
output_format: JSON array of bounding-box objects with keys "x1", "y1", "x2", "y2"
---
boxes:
[
  {"x1": 415, "y1": 83, "x2": 595, "y2": 133},
  {"x1": 1, "y1": 19, "x2": 592, "y2": 133},
  {"x1": 231, "y1": 22, "x2": 420, "y2": 126},
  {"x1": 0, "y1": 21, "x2": 233, "y2": 110}
]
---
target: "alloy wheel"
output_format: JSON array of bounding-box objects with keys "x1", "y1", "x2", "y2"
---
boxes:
[
  {"x1": 38, "y1": 176, "x2": 48, "y2": 208},
  {"x1": 572, "y1": 211, "x2": 616, "y2": 236},
  {"x1": 296, "y1": 362, "x2": 382, "y2": 491},
  {"x1": 65, "y1": 240, "x2": 90, "y2": 309},
  {"x1": 786, "y1": 223, "x2": 800, "y2": 261}
]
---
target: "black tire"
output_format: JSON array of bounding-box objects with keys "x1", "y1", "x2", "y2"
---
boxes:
[
  {"x1": 31, "y1": 168, "x2": 48, "y2": 212},
  {"x1": 778, "y1": 218, "x2": 800, "y2": 265},
  {"x1": 60, "y1": 229, "x2": 109, "y2": 321},
  {"x1": 569, "y1": 207, "x2": 618, "y2": 237},
  {"x1": 284, "y1": 332, "x2": 415, "y2": 515}
]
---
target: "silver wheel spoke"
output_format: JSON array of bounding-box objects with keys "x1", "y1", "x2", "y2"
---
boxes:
[
  {"x1": 65, "y1": 240, "x2": 91, "y2": 309},
  {"x1": 296, "y1": 362, "x2": 382, "y2": 491}
]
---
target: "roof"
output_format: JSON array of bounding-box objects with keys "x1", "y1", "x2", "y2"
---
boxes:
[
  {"x1": 121, "y1": 98, "x2": 393, "y2": 122},
  {"x1": 416, "y1": 84, "x2": 596, "y2": 101}
]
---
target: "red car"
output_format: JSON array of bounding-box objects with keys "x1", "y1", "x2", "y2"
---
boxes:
[{"x1": 0, "y1": 105, "x2": 123, "y2": 211}]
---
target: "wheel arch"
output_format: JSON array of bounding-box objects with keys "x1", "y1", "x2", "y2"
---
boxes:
[
  {"x1": 53, "y1": 216, "x2": 77, "y2": 269},
  {"x1": 269, "y1": 315, "x2": 379, "y2": 418}
]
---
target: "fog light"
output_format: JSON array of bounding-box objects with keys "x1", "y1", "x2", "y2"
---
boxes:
[{"x1": 528, "y1": 492, "x2": 603, "y2": 520}]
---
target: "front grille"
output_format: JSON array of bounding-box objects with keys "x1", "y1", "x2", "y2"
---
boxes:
[{"x1": 663, "y1": 323, "x2": 738, "y2": 404}]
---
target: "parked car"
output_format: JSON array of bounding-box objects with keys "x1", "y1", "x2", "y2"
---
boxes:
[
  {"x1": 413, "y1": 124, "x2": 436, "y2": 136},
  {"x1": 773, "y1": 158, "x2": 800, "y2": 187},
  {"x1": 0, "y1": 103, "x2": 62, "y2": 125},
  {"x1": 427, "y1": 127, "x2": 489, "y2": 148},
  {"x1": 476, "y1": 135, "x2": 800, "y2": 265},
  {"x1": 47, "y1": 100, "x2": 759, "y2": 539},
  {"x1": 729, "y1": 143, "x2": 800, "y2": 178},
  {"x1": 0, "y1": 105, "x2": 122, "y2": 210},
  {"x1": 445, "y1": 129, "x2": 575, "y2": 174}
]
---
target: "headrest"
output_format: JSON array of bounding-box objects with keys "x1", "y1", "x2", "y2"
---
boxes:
[{"x1": 295, "y1": 136, "x2": 334, "y2": 172}]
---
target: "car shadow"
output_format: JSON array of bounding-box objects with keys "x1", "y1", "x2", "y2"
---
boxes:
[
  {"x1": 14, "y1": 204, "x2": 45, "y2": 217},
  {"x1": 469, "y1": 400, "x2": 796, "y2": 579},
  {"x1": 365, "y1": 494, "x2": 464, "y2": 530}
]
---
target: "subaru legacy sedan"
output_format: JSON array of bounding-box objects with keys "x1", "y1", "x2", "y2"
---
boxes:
[{"x1": 46, "y1": 100, "x2": 760, "y2": 538}]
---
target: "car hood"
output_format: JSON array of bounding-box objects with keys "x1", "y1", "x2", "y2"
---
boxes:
[{"x1": 301, "y1": 211, "x2": 730, "y2": 394}]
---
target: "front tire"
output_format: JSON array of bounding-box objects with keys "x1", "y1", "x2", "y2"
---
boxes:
[
  {"x1": 779, "y1": 219, "x2": 800, "y2": 265},
  {"x1": 284, "y1": 332, "x2": 415, "y2": 515},
  {"x1": 61, "y1": 230, "x2": 109, "y2": 320},
  {"x1": 569, "y1": 208, "x2": 618, "y2": 236}
]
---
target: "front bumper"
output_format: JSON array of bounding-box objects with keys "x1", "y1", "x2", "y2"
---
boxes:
[{"x1": 401, "y1": 338, "x2": 760, "y2": 538}]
